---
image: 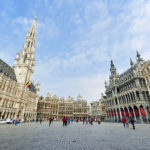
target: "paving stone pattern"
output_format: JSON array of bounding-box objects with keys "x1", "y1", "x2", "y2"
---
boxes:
[{"x1": 0, "y1": 122, "x2": 150, "y2": 150}]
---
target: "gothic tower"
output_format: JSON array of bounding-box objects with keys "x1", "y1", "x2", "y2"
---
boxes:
[
  {"x1": 109, "y1": 60, "x2": 119, "y2": 87},
  {"x1": 13, "y1": 17, "x2": 36, "y2": 85},
  {"x1": 110, "y1": 60, "x2": 117, "y2": 78}
]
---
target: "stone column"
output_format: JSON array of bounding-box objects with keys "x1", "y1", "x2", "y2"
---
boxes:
[
  {"x1": 144, "y1": 106, "x2": 149, "y2": 124},
  {"x1": 4, "y1": 112, "x2": 7, "y2": 119},
  {"x1": 127, "y1": 107, "x2": 130, "y2": 117},
  {"x1": 129, "y1": 93, "x2": 132, "y2": 102},
  {"x1": 7, "y1": 112, "x2": 11, "y2": 119},
  {"x1": 132, "y1": 106, "x2": 137, "y2": 121},
  {"x1": 119, "y1": 108, "x2": 122, "y2": 119},
  {"x1": 138, "y1": 105, "x2": 143, "y2": 123},
  {"x1": 115, "y1": 108, "x2": 118, "y2": 121},
  {"x1": 1, "y1": 111, "x2": 4, "y2": 119},
  {"x1": 0, "y1": 98, "x2": 4, "y2": 107}
]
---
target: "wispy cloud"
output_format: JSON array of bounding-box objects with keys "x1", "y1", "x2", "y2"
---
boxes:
[{"x1": 1, "y1": 0, "x2": 150, "y2": 102}]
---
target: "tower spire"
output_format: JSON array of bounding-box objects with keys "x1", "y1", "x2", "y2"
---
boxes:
[
  {"x1": 13, "y1": 18, "x2": 36, "y2": 84},
  {"x1": 130, "y1": 58, "x2": 134, "y2": 67},
  {"x1": 136, "y1": 51, "x2": 142, "y2": 62}
]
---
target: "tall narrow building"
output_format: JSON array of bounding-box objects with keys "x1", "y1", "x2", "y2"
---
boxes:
[
  {"x1": 13, "y1": 17, "x2": 36, "y2": 85},
  {"x1": 0, "y1": 18, "x2": 39, "y2": 121}
]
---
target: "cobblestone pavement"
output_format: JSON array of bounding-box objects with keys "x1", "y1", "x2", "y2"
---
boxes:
[{"x1": 0, "y1": 122, "x2": 150, "y2": 150}]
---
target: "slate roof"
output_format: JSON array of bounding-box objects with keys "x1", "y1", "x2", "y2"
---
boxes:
[
  {"x1": 29, "y1": 82, "x2": 36, "y2": 93},
  {"x1": 0, "y1": 59, "x2": 17, "y2": 82}
]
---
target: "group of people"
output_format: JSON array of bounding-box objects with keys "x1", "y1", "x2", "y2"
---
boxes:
[
  {"x1": 61, "y1": 117, "x2": 101, "y2": 126},
  {"x1": 62, "y1": 117, "x2": 74, "y2": 126},
  {"x1": 122, "y1": 116, "x2": 135, "y2": 129}
]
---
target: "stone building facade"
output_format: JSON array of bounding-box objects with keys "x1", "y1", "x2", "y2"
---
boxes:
[
  {"x1": 89, "y1": 94, "x2": 106, "y2": 121},
  {"x1": 37, "y1": 94, "x2": 89, "y2": 120},
  {"x1": 0, "y1": 18, "x2": 40, "y2": 121},
  {"x1": 90, "y1": 101, "x2": 100, "y2": 118},
  {"x1": 103, "y1": 52, "x2": 150, "y2": 123},
  {"x1": 73, "y1": 95, "x2": 89, "y2": 119}
]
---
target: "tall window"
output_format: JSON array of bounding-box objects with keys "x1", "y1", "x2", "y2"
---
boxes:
[
  {"x1": 23, "y1": 54, "x2": 27, "y2": 63},
  {"x1": 27, "y1": 41, "x2": 30, "y2": 48}
]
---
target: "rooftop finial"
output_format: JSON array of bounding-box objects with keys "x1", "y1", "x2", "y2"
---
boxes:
[
  {"x1": 130, "y1": 58, "x2": 134, "y2": 66},
  {"x1": 136, "y1": 50, "x2": 140, "y2": 58},
  {"x1": 110, "y1": 60, "x2": 114, "y2": 68},
  {"x1": 136, "y1": 50, "x2": 142, "y2": 62}
]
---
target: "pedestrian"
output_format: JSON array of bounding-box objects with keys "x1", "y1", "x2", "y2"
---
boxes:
[
  {"x1": 125, "y1": 116, "x2": 129, "y2": 128},
  {"x1": 62, "y1": 117, "x2": 65, "y2": 126},
  {"x1": 148, "y1": 116, "x2": 150, "y2": 124},
  {"x1": 67, "y1": 118, "x2": 70, "y2": 124},
  {"x1": 40, "y1": 118, "x2": 42, "y2": 124},
  {"x1": 91, "y1": 117, "x2": 93, "y2": 125},
  {"x1": 130, "y1": 117, "x2": 135, "y2": 129},
  {"x1": 86, "y1": 118, "x2": 88, "y2": 124},
  {"x1": 88, "y1": 117, "x2": 91, "y2": 124},
  {"x1": 98, "y1": 118, "x2": 100, "y2": 124},
  {"x1": 15, "y1": 118, "x2": 18, "y2": 126},
  {"x1": 82, "y1": 118, "x2": 85, "y2": 124},
  {"x1": 71, "y1": 118, "x2": 73, "y2": 123},
  {"x1": 122, "y1": 116, "x2": 126, "y2": 128},
  {"x1": 65, "y1": 117, "x2": 67, "y2": 126},
  {"x1": 49, "y1": 117, "x2": 52, "y2": 126}
]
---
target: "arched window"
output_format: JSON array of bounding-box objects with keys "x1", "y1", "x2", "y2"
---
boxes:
[{"x1": 27, "y1": 41, "x2": 30, "y2": 48}]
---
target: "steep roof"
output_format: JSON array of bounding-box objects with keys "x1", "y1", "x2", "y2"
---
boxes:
[
  {"x1": 0, "y1": 59, "x2": 17, "y2": 81},
  {"x1": 29, "y1": 82, "x2": 36, "y2": 93}
]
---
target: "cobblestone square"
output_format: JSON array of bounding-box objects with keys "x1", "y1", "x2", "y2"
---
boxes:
[{"x1": 0, "y1": 122, "x2": 150, "y2": 150}]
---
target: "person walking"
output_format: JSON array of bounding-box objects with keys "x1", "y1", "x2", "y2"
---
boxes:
[
  {"x1": 62, "y1": 117, "x2": 65, "y2": 126},
  {"x1": 15, "y1": 118, "x2": 18, "y2": 126},
  {"x1": 148, "y1": 116, "x2": 150, "y2": 124},
  {"x1": 36, "y1": 118, "x2": 38, "y2": 123},
  {"x1": 122, "y1": 116, "x2": 126, "y2": 128},
  {"x1": 125, "y1": 116, "x2": 129, "y2": 128},
  {"x1": 49, "y1": 117, "x2": 52, "y2": 126},
  {"x1": 82, "y1": 118, "x2": 85, "y2": 124},
  {"x1": 40, "y1": 118, "x2": 42, "y2": 124},
  {"x1": 65, "y1": 117, "x2": 67, "y2": 126},
  {"x1": 98, "y1": 118, "x2": 100, "y2": 125},
  {"x1": 91, "y1": 117, "x2": 93, "y2": 125},
  {"x1": 130, "y1": 117, "x2": 135, "y2": 129},
  {"x1": 86, "y1": 118, "x2": 88, "y2": 124},
  {"x1": 71, "y1": 118, "x2": 73, "y2": 123},
  {"x1": 67, "y1": 118, "x2": 70, "y2": 125}
]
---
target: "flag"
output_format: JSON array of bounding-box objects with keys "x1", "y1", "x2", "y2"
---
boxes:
[{"x1": 26, "y1": 81, "x2": 31, "y2": 88}]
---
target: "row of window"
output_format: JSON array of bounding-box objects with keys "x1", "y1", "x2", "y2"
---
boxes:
[{"x1": 0, "y1": 82, "x2": 18, "y2": 95}]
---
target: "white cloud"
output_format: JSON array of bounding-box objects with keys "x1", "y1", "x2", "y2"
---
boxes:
[{"x1": 37, "y1": 73, "x2": 107, "y2": 104}]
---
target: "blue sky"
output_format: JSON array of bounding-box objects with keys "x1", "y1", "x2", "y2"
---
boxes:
[{"x1": 0, "y1": 0, "x2": 150, "y2": 103}]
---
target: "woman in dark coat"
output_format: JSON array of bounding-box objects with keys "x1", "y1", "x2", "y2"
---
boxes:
[{"x1": 130, "y1": 117, "x2": 135, "y2": 129}]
